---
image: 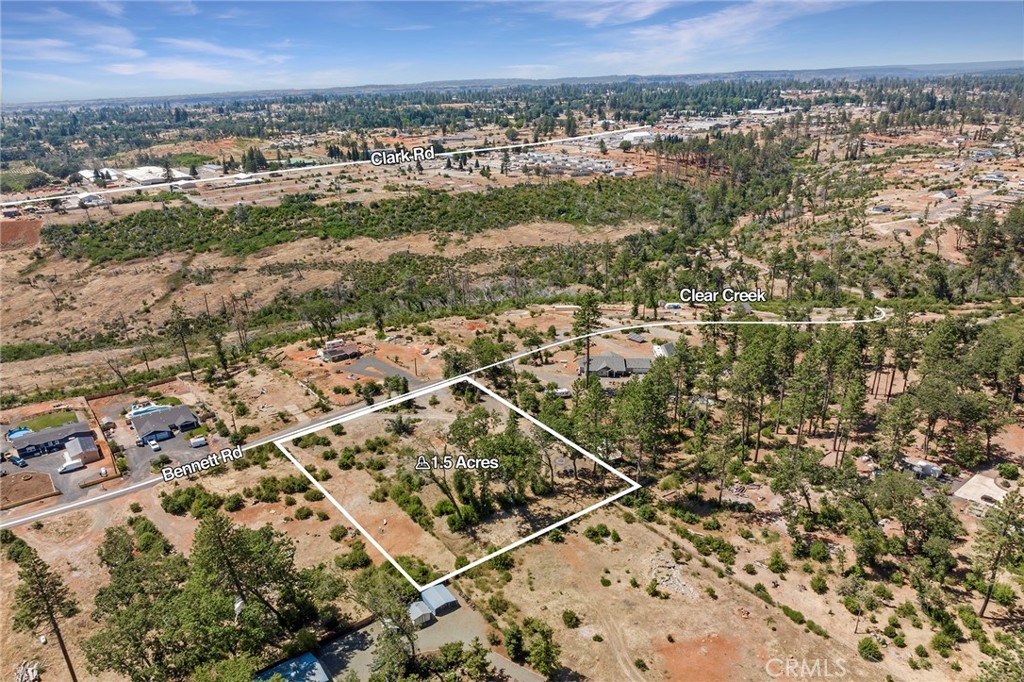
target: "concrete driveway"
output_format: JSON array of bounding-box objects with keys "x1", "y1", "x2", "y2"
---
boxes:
[{"x1": 317, "y1": 599, "x2": 543, "y2": 682}]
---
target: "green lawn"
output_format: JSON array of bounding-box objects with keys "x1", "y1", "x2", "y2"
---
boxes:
[
  {"x1": 156, "y1": 397, "x2": 183, "y2": 406},
  {"x1": 18, "y1": 410, "x2": 77, "y2": 431}
]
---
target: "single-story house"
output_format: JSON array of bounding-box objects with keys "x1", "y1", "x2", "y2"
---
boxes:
[
  {"x1": 580, "y1": 354, "x2": 652, "y2": 377},
  {"x1": 319, "y1": 339, "x2": 361, "y2": 362},
  {"x1": 11, "y1": 422, "x2": 93, "y2": 457},
  {"x1": 931, "y1": 189, "x2": 957, "y2": 200},
  {"x1": 421, "y1": 584, "x2": 459, "y2": 615},
  {"x1": 254, "y1": 652, "x2": 330, "y2": 682},
  {"x1": 652, "y1": 342, "x2": 676, "y2": 359},
  {"x1": 626, "y1": 332, "x2": 646, "y2": 344},
  {"x1": 133, "y1": 406, "x2": 199, "y2": 443},
  {"x1": 66, "y1": 436, "x2": 101, "y2": 463},
  {"x1": 408, "y1": 601, "x2": 434, "y2": 627}
]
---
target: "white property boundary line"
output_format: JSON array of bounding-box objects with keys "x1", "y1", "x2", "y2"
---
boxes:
[
  {"x1": 0, "y1": 126, "x2": 650, "y2": 208},
  {"x1": 274, "y1": 377, "x2": 640, "y2": 592}
]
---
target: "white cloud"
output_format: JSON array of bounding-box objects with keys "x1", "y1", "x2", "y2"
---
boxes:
[
  {"x1": 157, "y1": 38, "x2": 265, "y2": 63},
  {"x1": 71, "y1": 23, "x2": 138, "y2": 48},
  {"x1": 164, "y1": 0, "x2": 200, "y2": 16},
  {"x1": 94, "y1": 2, "x2": 125, "y2": 18},
  {"x1": 589, "y1": 1, "x2": 843, "y2": 71},
  {"x1": 104, "y1": 58, "x2": 236, "y2": 84},
  {"x1": 155, "y1": 37, "x2": 290, "y2": 65},
  {"x1": 3, "y1": 38, "x2": 87, "y2": 63},
  {"x1": 532, "y1": 1, "x2": 674, "y2": 28},
  {"x1": 5, "y1": 69, "x2": 83, "y2": 87},
  {"x1": 94, "y1": 44, "x2": 147, "y2": 59}
]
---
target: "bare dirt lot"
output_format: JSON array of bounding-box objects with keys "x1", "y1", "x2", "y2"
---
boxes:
[
  {"x1": 461, "y1": 505, "x2": 946, "y2": 682},
  {"x1": 285, "y1": 383, "x2": 630, "y2": 577}
]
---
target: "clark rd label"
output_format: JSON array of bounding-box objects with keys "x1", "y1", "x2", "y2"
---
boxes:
[
  {"x1": 415, "y1": 454, "x2": 499, "y2": 471},
  {"x1": 161, "y1": 446, "x2": 244, "y2": 482},
  {"x1": 370, "y1": 146, "x2": 435, "y2": 166}
]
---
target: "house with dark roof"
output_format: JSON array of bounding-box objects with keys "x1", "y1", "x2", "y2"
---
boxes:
[
  {"x1": 133, "y1": 406, "x2": 199, "y2": 443},
  {"x1": 318, "y1": 339, "x2": 361, "y2": 362},
  {"x1": 10, "y1": 422, "x2": 93, "y2": 457},
  {"x1": 578, "y1": 353, "x2": 651, "y2": 377}
]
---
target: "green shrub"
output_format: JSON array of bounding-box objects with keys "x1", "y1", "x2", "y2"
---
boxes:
[
  {"x1": 294, "y1": 506, "x2": 313, "y2": 520},
  {"x1": 159, "y1": 485, "x2": 224, "y2": 518},
  {"x1": 809, "y1": 540, "x2": 830, "y2": 562},
  {"x1": 583, "y1": 524, "x2": 612, "y2": 543},
  {"x1": 304, "y1": 489, "x2": 325, "y2": 502},
  {"x1": 991, "y1": 582, "x2": 1018, "y2": 608},
  {"x1": 805, "y1": 620, "x2": 829, "y2": 639},
  {"x1": 334, "y1": 541, "x2": 372, "y2": 570},
  {"x1": 996, "y1": 463, "x2": 1019, "y2": 480},
  {"x1": 744, "y1": 563, "x2": 757, "y2": 575},
  {"x1": 329, "y1": 525, "x2": 348, "y2": 542},
  {"x1": 768, "y1": 548, "x2": 789, "y2": 574},
  {"x1": 432, "y1": 499, "x2": 456, "y2": 517},
  {"x1": 914, "y1": 644, "x2": 929, "y2": 658},
  {"x1": 857, "y1": 637, "x2": 883, "y2": 661},
  {"x1": 930, "y1": 633, "x2": 954, "y2": 658},
  {"x1": 782, "y1": 605, "x2": 805, "y2": 625},
  {"x1": 224, "y1": 494, "x2": 244, "y2": 512},
  {"x1": 810, "y1": 573, "x2": 828, "y2": 594},
  {"x1": 562, "y1": 610, "x2": 581, "y2": 628},
  {"x1": 752, "y1": 583, "x2": 774, "y2": 605}
]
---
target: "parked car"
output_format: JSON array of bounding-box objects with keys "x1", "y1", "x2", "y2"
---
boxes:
[
  {"x1": 148, "y1": 441, "x2": 162, "y2": 452},
  {"x1": 10, "y1": 455, "x2": 28, "y2": 468}
]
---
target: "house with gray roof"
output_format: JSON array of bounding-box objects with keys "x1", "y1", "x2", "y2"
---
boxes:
[
  {"x1": 578, "y1": 353, "x2": 651, "y2": 378},
  {"x1": 133, "y1": 405, "x2": 199, "y2": 443},
  {"x1": 11, "y1": 422, "x2": 93, "y2": 457}
]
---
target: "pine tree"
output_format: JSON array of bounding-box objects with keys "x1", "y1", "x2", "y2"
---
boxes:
[
  {"x1": 12, "y1": 546, "x2": 81, "y2": 682},
  {"x1": 974, "y1": 489, "x2": 1024, "y2": 617}
]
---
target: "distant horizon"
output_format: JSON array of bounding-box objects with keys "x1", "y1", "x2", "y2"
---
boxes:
[
  {"x1": 2, "y1": 1, "x2": 1022, "y2": 105},
  {"x1": 4, "y1": 58, "x2": 1023, "y2": 109}
]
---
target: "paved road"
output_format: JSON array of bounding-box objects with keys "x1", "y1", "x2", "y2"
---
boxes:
[{"x1": 318, "y1": 600, "x2": 543, "y2": 682}]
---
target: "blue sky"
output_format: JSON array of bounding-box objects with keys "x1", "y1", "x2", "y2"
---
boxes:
[{"x1": 2, "y1": 1, "x2": 1022, "y2": 103}]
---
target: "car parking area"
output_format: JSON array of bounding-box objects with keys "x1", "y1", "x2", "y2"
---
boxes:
[
  {"x1": 125, "y1": 430, "x2": 208, "y2": 477},
  {"x1": 1, "y1": 446, "x2": 105, "y2": 506}
]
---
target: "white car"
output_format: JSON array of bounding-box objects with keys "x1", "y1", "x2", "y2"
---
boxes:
[{"x1": 148, "y1": 440, "x2": 162, "y2": 452}]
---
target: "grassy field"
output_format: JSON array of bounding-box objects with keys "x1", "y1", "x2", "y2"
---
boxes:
[{"x1": 18, "y1": 410, "x2": 77, "y2": 431}]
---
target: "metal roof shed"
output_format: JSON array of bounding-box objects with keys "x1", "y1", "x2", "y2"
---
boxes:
[
  {"x1": 421, "y1": 584, "x2": 458, "y2": 615},
  {"x1": 408, "y1": 601, "x2": 434, "y2": 627}
]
